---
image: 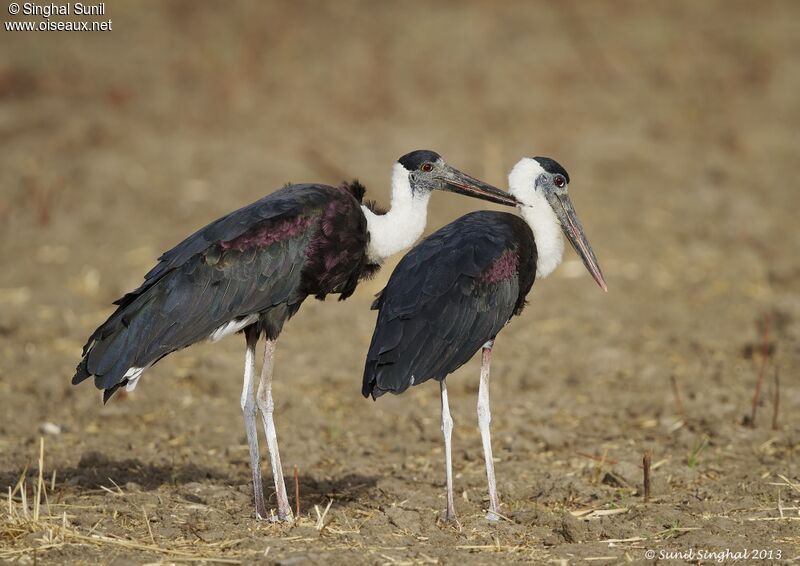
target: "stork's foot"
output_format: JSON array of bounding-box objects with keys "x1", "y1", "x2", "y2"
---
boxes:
[
  {"x1": 274, "y1": 490, "x2": 294, "y2": 522},
  {"x1": 256, "y1": 509, "x2": 294, "y2": 523},
  {"x1": 252, "y1": 487, "x2": 269, "y2": 522},
  {"x1": 276, "y1": 509, "x2": 294, "y2": 523},
  {"x1": 443, "y1": 510, "x2": 458, "y2": 524},
  {"x1": 254, "y1": 504, "x2": 268, "y2": 522},
  {"x1": 485, "y1": 510, "x2": 501, "y2": 522}
]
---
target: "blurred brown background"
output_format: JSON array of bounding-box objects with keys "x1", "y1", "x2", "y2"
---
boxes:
[{"x1": 1, "y1": 1, "x2": 799, "y2": 563}]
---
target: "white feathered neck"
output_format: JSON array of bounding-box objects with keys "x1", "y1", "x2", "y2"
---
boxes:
[
  {"x1": 508, "y1": 158, "x2": 564, "y2": 279},
  {"x1": 362, "y1": 163, "x2": 430, "y2": 263}
]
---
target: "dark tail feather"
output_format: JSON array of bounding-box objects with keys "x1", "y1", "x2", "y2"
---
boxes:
[
  {"x1": 362, "y1": 360, "x2": 389, "y2": 400},
  {"x1": 72, "y1": 336, "x2": 128, "y2": 404},
  {"x1": 73, "y1": 343, "x2": 129, "y2": 403},
  {"x1": 72, "y1": 294, "x2": 158, "y2": 396},
  {"x1": 103, "y1": 383, "x2": 124, "y2": 404},
  {"x1": 72, "y1": 358, "x2": 91, "y2": 385},
  {"x1": 361, "y1": 371, "x2": 374, "y2": 398}
]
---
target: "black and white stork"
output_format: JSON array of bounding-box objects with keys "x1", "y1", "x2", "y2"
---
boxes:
[
  {"x1": 362, "y1": 156, "x2": 606, "y2": 522},
  {"x1": 72, "y1": 150, "x2": 517, "y2": 522}
]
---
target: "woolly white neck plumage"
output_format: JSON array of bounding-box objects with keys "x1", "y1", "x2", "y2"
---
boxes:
[
  {"x1": 508, "y1": 159, "x2": 565, "y2": 280},
  {"x1": 362, "y1": 163, "x2": 430, "y2": 263}
]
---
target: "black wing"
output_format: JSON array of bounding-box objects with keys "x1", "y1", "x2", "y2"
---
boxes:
[
  {"x1": 363, "y1": 211, "x2": 536, "y2": 399},
  {"x1": 73, "y1": 184, "x2": 348, "y2": 397},
  {"x1": 114, "y1": 185, "x2": 330, "y2": 309}
]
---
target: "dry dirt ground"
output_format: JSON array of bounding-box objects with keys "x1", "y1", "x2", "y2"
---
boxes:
[{"x1": 1, "y1": 1, "x2": 799, "y2": 564}]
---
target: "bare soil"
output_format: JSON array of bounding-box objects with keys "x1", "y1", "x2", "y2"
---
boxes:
[{"x1": 1, "y1": 1, "x2": 799, "y2": 564}]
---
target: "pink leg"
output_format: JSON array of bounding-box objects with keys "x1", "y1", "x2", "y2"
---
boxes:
[
  {"x1": 256, "y1": 338, "x2": 294, "y2": 522},
  {"x1": 478, "y1": 343, "x2": 500, "y2": 521},
  {"x1": 440, "y1": 379, "x2": 457, "y2": 522},
  {"x1": 241, "y1": 328, "x2": 268, "y2": 519}
]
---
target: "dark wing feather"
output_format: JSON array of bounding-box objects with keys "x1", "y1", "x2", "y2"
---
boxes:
[
  {"x1": 73, "y1": 184, "x2": 340, "y2": 394},
  {"x1": 114, "y1": 184, "x2": 331, "y2": 308},
  {"x1": 362, "y1": 211, "x2": 536, "y2": 399}
]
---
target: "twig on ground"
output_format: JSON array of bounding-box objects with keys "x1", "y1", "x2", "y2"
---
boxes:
[
  {"x1": 142, "y1": 506, "x2": 156, "y2": 546},
  {"x1": 771, "y1": 366, "x2": 780, "y2": 431},
  {"x1": 770, "y1": 474, "x2": 800, "y2": 495},
  {"x1": 590, "y1": 447, "x2": 609, "y2": 485},
  {"x1": 686, "y1": 435, "x2": 708, "y2": 468},
  {"x1": 34, "y1": 438, "x2": 44, "y2": 522},
  {"x1": 314, "y1": 499, "x2": 333, "y2": 531},
  {"x1": 294, "y1": 465, "x2": 300, "y2": 519},
  {"x1": 750, "y1": 314, "x2": 770, "y2": 427},
  {"x1": 643, "y1": 450, "x2": 652, "y2": 503},
  {"x1": 670, "y1": 375, "x2": 686, "y2": 421}
]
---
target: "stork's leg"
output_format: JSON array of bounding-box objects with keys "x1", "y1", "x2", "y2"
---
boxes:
[
  {"x1": 241, "y1": 327, "x2": 268, "y2": 520},
  {"x1": 477, "y1": 341, "x2": 501, "y2": 521},
  {"x1": 255, "y1": 338, "x2": 294, "y2": 522},
  {"x1": 440, "y1": 379, "x2": 457, "y2": 522}
]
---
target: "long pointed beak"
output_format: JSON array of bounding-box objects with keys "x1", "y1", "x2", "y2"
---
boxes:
[
  {"x1": 439, "y1": 167, "x2": 518, "y2": 207},
  {"x1": 547, "y1": 192, "x2": 608, "y2": 292}
]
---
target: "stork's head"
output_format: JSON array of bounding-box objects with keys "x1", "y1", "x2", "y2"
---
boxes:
[
  {"x1": 509, "y1": 156, "x2": 607, "y2": 291},
  {"x1": 395, "y1": 150, "x2": 517, "y2": 206}
]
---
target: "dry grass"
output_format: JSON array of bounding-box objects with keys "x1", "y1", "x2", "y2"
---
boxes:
[
  {"x1": 3, "y1": 439, "x2": 799, "y2": 563},
  {"x1": 1, "y1": 438, "x2": 246, "y2": 563}
]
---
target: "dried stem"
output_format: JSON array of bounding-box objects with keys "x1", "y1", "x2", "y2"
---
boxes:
[
  {"x1": 143, "y1": 506, "x2": 155, "y2": 546},
  {"x1": 670, "y1": 375, "x2": 686, "y2": 421},
  {"x1": 643, "y1": 450, "x2": 652, "y2": 503},
  {"x1": 771, "y1": 366, "x2": 780, "y2": 431},
  {"x1": 293, "y1": 465, "x2": 300, "y2": 519},
  {"x1": 750, "y1": 314, "x2": 771, "y2": 427},
  {"x1": 34, "y1": 438, "x2": 44, "y2": 522}
]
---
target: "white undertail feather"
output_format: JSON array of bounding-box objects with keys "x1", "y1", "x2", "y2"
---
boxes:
[
  {"x1": 209, "y1": 314, "x2": 259, "y2": 342},
  {"x1": 362, "y1": 163, "x2": 431, "y2": 263},
  {"x1": 123, "y1": 366, "x2": 148, "y2": 391},
  {"x1": 508, "y1": 159, "x2": 564, "y2": 279}
]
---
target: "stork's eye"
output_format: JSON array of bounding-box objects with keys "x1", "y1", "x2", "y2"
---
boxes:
[
  {"x1": 554, "y1": 175, "x2": 566, "y2": 188},
  {"x1": 420, "y1": 163, "x2": 433, "y2": 172}
]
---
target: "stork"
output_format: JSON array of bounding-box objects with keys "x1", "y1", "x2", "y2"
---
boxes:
[
  {"x1": 362, "y1": 156, "x2": 606, "y2": 522},
  {"x1": 72, "y1": 150, "x2": 517, "y2": 522}
]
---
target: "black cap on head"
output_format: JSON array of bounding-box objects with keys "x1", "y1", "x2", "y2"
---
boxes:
[
  {"x1": 398, "y1": 150, "x2": 442, "y2": 171},
  {"x1": 533, "y1": 156, "x2": 570, "y2": 184}
]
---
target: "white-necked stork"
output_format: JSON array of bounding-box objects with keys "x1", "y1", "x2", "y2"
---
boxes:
[
  {"x1": 362, "y1": 156, "x2": 606, "y2": 522},
  {"x1": 72, "y1": 150, "x2": 517, "y2": 521}
]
